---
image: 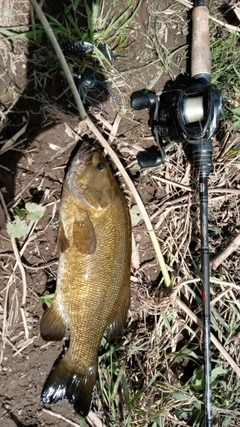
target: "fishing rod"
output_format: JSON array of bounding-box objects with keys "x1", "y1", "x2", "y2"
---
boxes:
[{"x1": 131, "y1": 1, "x2": 223, "y2": 425}]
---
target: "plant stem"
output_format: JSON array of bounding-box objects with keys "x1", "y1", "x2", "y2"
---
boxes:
[
  {"x1": 29, "y1": 0, "x2": 171, "y2": 288},
  {"x1": 30, "y1": 0, "x2": 87, "y2": 120},
  {"x1": 85, "y1": 116, "x2": 171, "y2": 288}
]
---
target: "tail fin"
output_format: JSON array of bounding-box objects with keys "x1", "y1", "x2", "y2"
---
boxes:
[{"x1": 41, "y1": 357, "x2": 97, "y2": 416}]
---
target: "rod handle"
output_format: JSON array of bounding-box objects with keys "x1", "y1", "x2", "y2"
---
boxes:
[{"x1": 191, "y1": 6, "x2": 211, "y2": 78}]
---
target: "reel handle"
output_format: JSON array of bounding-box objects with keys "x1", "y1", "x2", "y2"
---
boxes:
[{"x1": 191, "y1": 5, "x2": 211, "y2": 79}]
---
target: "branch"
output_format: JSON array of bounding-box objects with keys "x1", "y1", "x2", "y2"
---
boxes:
[
  {"x1": 211, "y1": 233, "x2": 240, "y2": 269},
  {"x1": 0, "y1": 190, "x2": 27, "y2": 306},
  {"x1": 29, "y1": 0, "x2": 171, "y2": 288}
]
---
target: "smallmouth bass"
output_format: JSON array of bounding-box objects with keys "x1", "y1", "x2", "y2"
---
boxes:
[{"x1": 40, "y1": 142, "x2": 132, "y2": 416}]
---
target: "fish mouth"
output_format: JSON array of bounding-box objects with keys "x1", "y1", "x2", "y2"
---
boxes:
[{"x1": 77, "y1": 143, "x2": 96, "y2": 165}]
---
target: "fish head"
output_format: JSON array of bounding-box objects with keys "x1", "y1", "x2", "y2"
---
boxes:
[{"x1": 66, "y1": 142, "x2": 116, "y2": 210}]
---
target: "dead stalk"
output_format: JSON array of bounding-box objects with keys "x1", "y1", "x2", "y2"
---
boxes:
[
  {"x1": 29, "y1": 0, "x2": 171, "y2": 288},
  {"x1": 42, "y1": 408, "x2": 107, "y2": 427},
  {"x1": 211, "y1": 232, "x2": 240, "y2": 269},
  {"x1": 0, "y1": 190, "x2": 27, "y2": 306}
]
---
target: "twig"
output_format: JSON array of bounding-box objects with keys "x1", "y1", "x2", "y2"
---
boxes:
[
  {"x1": 13, "y1": 337, "x2": 36, "y2": 357},
  {"x1": 87, "y1": 411, "x2": 108, "y2": 427},
  {"x1": 0, "y1": 164, "x2": 11, "y2": 171},
  {"x1": 210, "y1": 287, "x2": 232, "y2": 306},
  {"x1": 42, "y1": 408, "x2": 80, "y2": 426},
  {"x1": 108, "y1": 111, "x2": 125, "y2": 143},
  {"x1": 211, "y1": 232, "x2": 240, "y2": 269},
  {"x1": 48, "y1": 135, "x2": 79, "y2": 162},
  {"x1": 0, "y1": 331, "x2": 18, "y2": 352},
  {"x1": 94, "y1": 112, "x2": 113, "y2": 131},
  {"x1": 84, "y1": 116, "x2": 171, "y2": 287},
  {"x1": 42, "y1": 408, "x2": 107, "y2": 427},
  {"x1": 0, "y1": 275, "x2": 13, "y2": 365},
  {"x1": 7, "y1": 166, "x2": 44, "y2": 208},
  {"x1": 20, "y1": 307, "x2": 29, "y2": 340},
  {"x1": 0, "y1": 253, "x2": 58, "y2": 270},
  {"x1": 0, "y1": 117, "x2": 29, "y2": 155},
  {"x1": 0, "y1": 190, "x2": 27, "y2": 306},
  {"x1": 209, "y1": 188, "x2": 240, "y2": 195},
  {"x1": 22, "y1": 259, "x2": 58, "y2": 270},
  {"x1": 152, "y1": 175, "x2": 194, "y2": 192},
  {"x1": 174, "y1": 296, "x2": 240, "y2": 378},
  {"x1": 29, "y1": 0, "x2": 171, "y2": 288},
  {"x1": 210, "y1": 277, "x2": 240, "y2": 291}
]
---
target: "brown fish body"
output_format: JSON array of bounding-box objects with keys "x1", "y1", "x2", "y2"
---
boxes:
[{"x1": 41, "y1": 143, "x2": 131, "y2": 416}]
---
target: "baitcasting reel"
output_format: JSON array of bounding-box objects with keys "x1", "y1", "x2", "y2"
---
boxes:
[{"x1": 131, "y1": 79, "x2": 223, "y2": 170}]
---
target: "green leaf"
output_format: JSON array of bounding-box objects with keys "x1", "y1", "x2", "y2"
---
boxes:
[
  {"x1": 6, "y1": 216, "x2": 30, "y2": 238},
  {"x1": 79, "y1": 418, "x2": 88, "y2": 427},
  {"x1": 170, "y1": 346, "x2": 199, "y2": 365},
  {"x1": 211, "y1": 366, "x2": 228, "y2": 381},
  {"x1": 233, "y1": 118, "x2": 240, "y2": 130},
  {"x1": 122, "y1": 374, "x2": 132, "y2": 412},
  {"x1": 38, "y1": 294, "x2": 55, "y2": 308},
  {"x1": 15, "y1": 207, "x2": 27, "y2": 219},
  {"x1": 132, "y1": 162, "x2": 141, "y2": 171},
  {"x1": 161, "y1": 312, "x2": 172, "y2": 333},
  {"x1": 232, "y1": 107, "x2": 240, "y2": 116},
  {"x1": 222, "y1": 416, "x2": 233, "y2": 427},
  {"x1": 25, "y1": 202, "x2": 44, "y2": 221},
  {"x1": 172, "y1": 392, "x2": 191, "y2": 401}
]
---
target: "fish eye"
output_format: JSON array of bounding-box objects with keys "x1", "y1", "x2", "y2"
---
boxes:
[{"x1": 97, "y1": 162, "x2": 105, "y2": 170}]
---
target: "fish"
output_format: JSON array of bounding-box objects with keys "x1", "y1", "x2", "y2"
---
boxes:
[{"x1": 40, "y1": 142, "x2": 132, "y2": 416}]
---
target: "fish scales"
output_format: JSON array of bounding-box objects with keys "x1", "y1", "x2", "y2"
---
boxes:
[
  {"x1": 59, "y1": 194, "x2": 130, "y2": 365},
  {"x1": 40, "y1": 142, "x2": 131, "y2": 416}
]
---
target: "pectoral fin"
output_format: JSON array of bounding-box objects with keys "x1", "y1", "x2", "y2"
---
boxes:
[
  {"x1": 73, "y1": 212, "x2": 96, "y2": 255},
  {"x1": 105, "y1": 286, "x2": 130, "y2": 343},
  {"x1": 40, "y1": 300, "x2": 66, "y2": 341}
]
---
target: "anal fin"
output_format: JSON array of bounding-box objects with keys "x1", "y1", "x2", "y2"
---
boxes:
[
  {"x1": 40, "y1": 300, "x2": 66, "y2": 341},
  {"x1": 105, "y1": 287, "x2": 130, "y2": 343}
]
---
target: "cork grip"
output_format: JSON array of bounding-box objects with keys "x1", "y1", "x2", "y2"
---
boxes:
[{"x1": 191, "y1": 6, "x2": 211, "y2": 78}]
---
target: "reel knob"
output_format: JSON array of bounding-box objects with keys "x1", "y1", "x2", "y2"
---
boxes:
[{"x1": 138, "y1": 152, "x2": 165, "y2": 168}]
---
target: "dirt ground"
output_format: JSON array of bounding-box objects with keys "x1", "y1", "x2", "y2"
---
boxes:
[{"x1": 0, "y1": 1, "x2": 240, "y2": 426}]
